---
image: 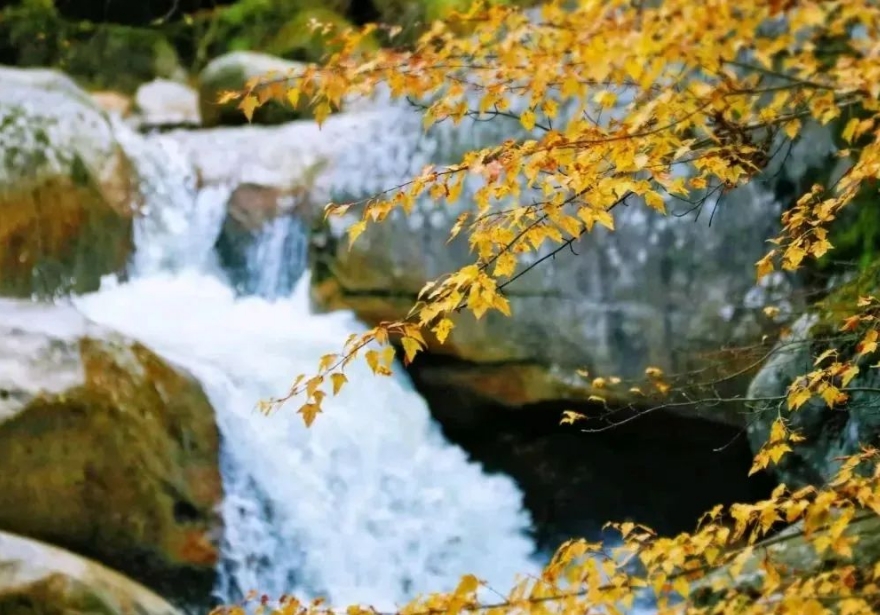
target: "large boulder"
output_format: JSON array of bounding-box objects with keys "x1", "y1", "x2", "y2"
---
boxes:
[
  {"x1": 747, "y1": 267, "x2": 880, "y2": 487},
  {"x1": 1, "y1": 3, "x2": 185, "y2": 93},
  {"x1": 0, "y1": 66, "x2": 136, "y2": 298},
  {"x1": 306, "y1": 108, "x2": 838, "y2": 428},
  {"x1": 197, "y1": 52, "x2": 312, "y2": 127},
  {"x1": 0, "y1": 299, "x2": 222, "y2": 608},
  {"x1": 0, "y1": 531, "x2": 181, "y2": 615},
  {"x1": 311, "y1": 182, "x2": 788, "y2": 427}
]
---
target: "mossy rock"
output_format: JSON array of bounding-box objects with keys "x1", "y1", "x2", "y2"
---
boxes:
[
  {"x1": 0, "y1": 531, "x2": 182, "y2": 615},
  {"x1": 0, "y1": 1, "x2": 184, "y2": 93},
  {"x1": 0, "y1": 301, "x2": 222, "y2": 609},
  {"x1": 747, "y1": 273, "x2": 880, "y2": 488},
  {"x1": 197, "y1": 51, "x2": 313, "y2": 126},
  {"x1": 265, "y1": 8, "x2": 375, "y2": 62},
  {"x1": 0, "y1": 69, "x2": 135, "y2": 298}
]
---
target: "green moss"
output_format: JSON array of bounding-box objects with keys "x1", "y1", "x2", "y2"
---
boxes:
[
  {"x1": 813, "y1": 258, "x2": 880, "y2": 335},
  {"x1": 265, "y1": 8, "x2": 375, "y2": 62},
  {"x1": 0, "y1": 174, "x2": 133, "y2": 299},
  {"x1": 0, "y1": 2, "x2": 182, "y2": 93},
  {"x1": 0, "y1": 337, "x2": 219, "y2": 607}
]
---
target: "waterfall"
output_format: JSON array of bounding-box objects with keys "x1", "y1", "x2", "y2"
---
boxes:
[{"x1": 73, "y1": 113, "x2": 539, "y2": 610}]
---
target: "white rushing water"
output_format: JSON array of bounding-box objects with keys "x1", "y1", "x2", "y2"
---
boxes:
[{"x1": 73, "y1": 115, "x2": 539, "y2": 610}]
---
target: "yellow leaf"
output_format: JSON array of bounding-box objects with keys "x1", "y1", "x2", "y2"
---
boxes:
[
  {"x1": 756, "y1": 252, "x2": 775, "y2": 279},
  {"x1": 286, "y1": 88, "x2": 300, "y2": 109},
  {"x1": 560, "y1": 410, "x2": 586, "y2": 425},
  {"x1": 454, "y1": 574, "x2": 480, "y2": 597},
  {"x1": 331, "y1": 372, "x2": 347, "y2": 395},
  {"x1": 644, "y1": 191, "x2": 666, "y2": 213},
  {"x1": 788, "y1": 386, "x2": 812, "y2": 410},
  {"x1": 645, "y1": 366, "x2": 664, "y2": 378},
  {"x1": 784, "y1": 119, "x2": 801, "y2": 140},
  {"x1": 298, "y1": 402, "x2": 321, "y2": 427},
  {"x1": 365, "y1": 349, "x2": 380, "y2": 374},
  {"x1": 348, "y1": 220, "x2": 367, "y2": 247},
  {"x1": 239, "y1": 95, "x2": 259, "y2": 122},
  {"x1": 314, "y1": 101, "x2": 332, "y2": 126},
  {"x1": 401, "y1": 336, "x2": 423, "y2": 364},
  {"x1": 857, "y1": 329, "x2": 878, "y2": 356},
  {"x1": 520, "y1": 109, "x2": 536, "y2": 131},
  {"x1": 432, "y1": 318, "x2": 454, "y2": 343},
  {"x1": 673, "y1": 576, "x2": 689, "y2": 598},
  {"x1": 381, "y1": 344, "x2": 396, "y2": 368},
  {"x1": 319, "y1": 353, "x2": 338, "y2": 372}
]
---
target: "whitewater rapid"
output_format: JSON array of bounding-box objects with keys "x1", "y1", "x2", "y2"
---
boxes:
[{"x1": 74, "y1": 268, "x2": 538, "y2": 609}]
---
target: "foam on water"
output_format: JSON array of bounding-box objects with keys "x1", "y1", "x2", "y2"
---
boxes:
[{"x1": 75, "y1": 268, "x2": 538, "y2": 609}]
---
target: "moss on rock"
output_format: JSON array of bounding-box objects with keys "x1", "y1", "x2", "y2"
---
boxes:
[
  {"x1": 0, "y1": 1, "x2": 184, "y2": 93},
  {"x1": 0, "y1": 303, "x2": 222, "y2": 609},
  {"x1": 198, "y1": 51, "x2": 313, "y2": 126},
  {"x1": 0, "y1": 70, "x2": 136, "y2": 298},
  {"x1": 0, "y1": 531, "x2": 182, "y2": 615}
]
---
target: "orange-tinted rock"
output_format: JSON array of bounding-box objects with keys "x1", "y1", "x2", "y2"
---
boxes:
[
  {"x1": 0, "y1": 299, "x2": 221, "y2": 607},
  {"x1": 0, "y1": 530, "x2": 182, "y2": 615},
  {"x1": 0, "y1": 67, "x2": 136, "y2": 298}
]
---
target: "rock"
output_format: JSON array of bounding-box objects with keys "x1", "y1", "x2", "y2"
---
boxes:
[
  {"x1": 0, "y1": 299, "x2": 222, "y2": 608},
  {"x1": 0, "y1": 66, "x2": 93, "y2": 107},
  {"x1": 0, "y1": 530, "x2": 181, "y2": 615},
  {"x1": 747, "y1": 270, "x2": 880, "y2": 487},
  {"x1": 197, "y1": 51, "x2": 312, "y2": 127},
  {"x1": 1, "y1": 2, "x2": 185, "y2": 93},
  {"x1": 135, "y1": 79, "x2": 201, "y2": 128},
  {"x1": 92, "y1": 91, "x2": 135, "y2": 118},
  {"x1": 215, "y1": 183, "x2": 311, "y2": 298},
  {"x1": 264, "y1": 8, "x2": 372, "y2": 62},
  {"x1": 0, "y1": 67, "x2": 136, "y2": 298},
  {"x1": 311, "y1": 181, "x2": 788, "y2": 426},
  {"x1": 305, "y1": 109, "x2": 840, "y2": 428},
  {"x1": 693, "y1": 511, "x2": 880, "y2": 607}
]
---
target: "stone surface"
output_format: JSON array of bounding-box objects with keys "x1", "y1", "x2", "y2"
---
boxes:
[
  {"x1": 307, "y1": 112, "x2": 838, "y2": 428},
  {"x1": 0, "y1": 299, "x2": 222, "y2": 608},
  {"x1": 197, "y1": 51, "x2": 311, "y2": 127},
  {"x1": 312, "y1": 182, "x2": 789, "y2": 426},
  {"x1": 693, "y1": 511, "x2": 880, "y2": 606},
  {"x1": 747, "y1": 281, "x2": 880, "y2": 487},
  {"x1": 0, "y1": 66, "x2": 135, "y2": 298},
  {"x1": 215, "y1": 183, "x2": 311, "y2": 297},
  {"x1": 135, "y1": 79, "x2": 201, "y2": 128},
  {"x1": 0, "y1": 530, "x2": 181, "y2": 615},
  {"x1": 91, "y1": 91, "x2": 135, "y2": 118}
]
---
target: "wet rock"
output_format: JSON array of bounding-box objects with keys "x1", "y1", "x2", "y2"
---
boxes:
[
  {"x1": 0, "y1": 67, "x2": 135, "y2": 298},
  {"x1": 312, "y1": 182, "x2": 788, "y2": 426},
  {"x1": 197, "y1": 52, "x2": 311, "y2": 127},
  {"x1": 215, "y1": 183, "x2": 310, "y2": 298},
  {"x1": 0, "y1": 299, "x2": 222, "y2": 608},
  {"x1": 0, "y1": 530, "x2": 181, "y2": 615}
]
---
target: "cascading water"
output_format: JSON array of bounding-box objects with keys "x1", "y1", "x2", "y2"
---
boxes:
[{"x1": 74, "y1": 107, "x2": 541, "y2": 610}]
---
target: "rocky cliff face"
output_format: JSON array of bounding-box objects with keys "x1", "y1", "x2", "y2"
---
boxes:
[{"x1": 0, "y1": 299, "x2": 222, "y2": 609}]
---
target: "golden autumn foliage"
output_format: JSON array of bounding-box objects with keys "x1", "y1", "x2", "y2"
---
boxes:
[{"x1": 215, "y1": 0, "x2": 880, "y2": 613}]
